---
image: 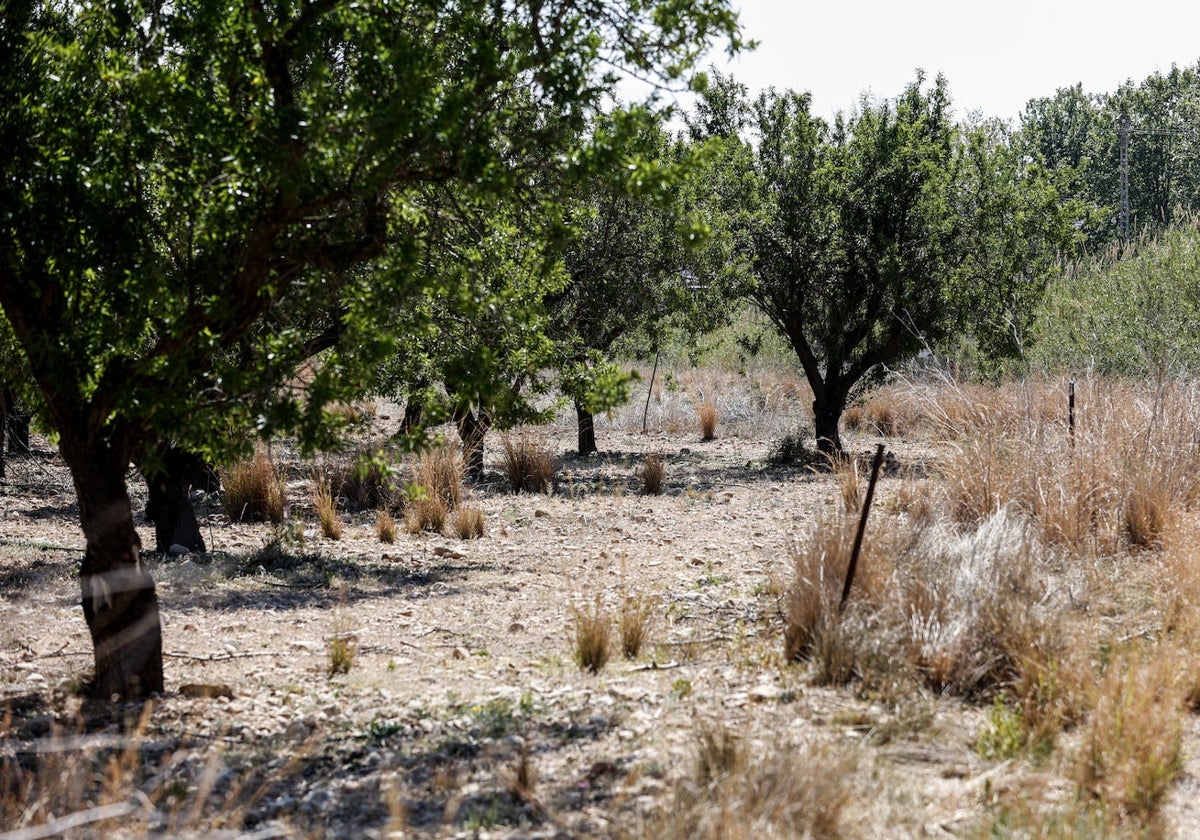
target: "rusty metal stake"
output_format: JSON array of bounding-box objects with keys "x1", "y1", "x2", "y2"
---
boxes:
[
  {"x1": 1068, "y1": 379, "x2": 1076, "y2": 449},
  {"x1": 840, "y1": 443, "x2": 886, "y2": 612},
  {"x1": 642, "y1": 349, "x2": 660, "y2": 435}
]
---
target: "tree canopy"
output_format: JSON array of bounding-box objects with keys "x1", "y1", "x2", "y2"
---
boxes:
[
  {"x1": 0, "y1": 0, "x2": 744, "y2": 698},
  {"x1": 700, "y1": 71, "x2": 1075, "y2": 453}
]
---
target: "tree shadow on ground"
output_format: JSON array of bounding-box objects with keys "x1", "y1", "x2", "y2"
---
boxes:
[{"x1": 146, "y1": 549, "x2": 494, "y2": 613}]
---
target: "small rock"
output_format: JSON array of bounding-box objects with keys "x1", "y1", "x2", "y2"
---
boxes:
[
  {"x1": 534, "y1": 509, "x2": 549, "y2": 518},
  {"x1": 168, "y1": 543, "x2": 190, "y2": 556},
  {"x1": 180, "y1": 683, "x2": 235, "y2": 700},
  {"x1": 749, "y1": 684, "x2": 781, "y2": 703}
]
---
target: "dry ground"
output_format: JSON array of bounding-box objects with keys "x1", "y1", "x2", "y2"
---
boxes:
[{"x1": 4, "y1": 369, "x2": 1200, "y2": 838}]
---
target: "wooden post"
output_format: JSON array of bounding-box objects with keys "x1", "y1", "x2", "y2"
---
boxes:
[
  {"x1": 840, "y1": 443, "x2": 886, "y2": 612},
  {"x1": 642, "y1": 349, "x2": 660, "y2": 435},
  {"x1": 1068, "y1": 379, "x2": 1076, "y2": 449}
]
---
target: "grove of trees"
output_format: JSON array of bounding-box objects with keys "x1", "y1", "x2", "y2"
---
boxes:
[
  {"x1": 5, "y1": 0, "x2": 1200, "y2": 702},
  {"x1": 0, "y1": 0, "x2": 744, "y2": 699}
]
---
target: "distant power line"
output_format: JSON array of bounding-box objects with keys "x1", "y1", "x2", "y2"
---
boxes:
[{"x1": 1117, "y1": 113, "x2": 1198, "y2": 240}]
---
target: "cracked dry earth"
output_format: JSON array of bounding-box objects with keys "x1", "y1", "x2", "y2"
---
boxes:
[{"x1": 4, "y1": 389, "x2": 1200, "y2": 839}]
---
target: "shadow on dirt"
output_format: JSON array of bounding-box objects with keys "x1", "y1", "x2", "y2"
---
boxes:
[{"x1": 147, "y1": 549, "x2": 492, "y2": 613}]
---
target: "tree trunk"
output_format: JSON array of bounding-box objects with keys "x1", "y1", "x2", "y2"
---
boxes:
[
  {"x1": 400, "y1": 392, "x2": 425, "y2": 436},
  {"x1": 575, "y1": 400, "x2": 597, "y2": 456},
  {"x1": 0, "y1": 385, "x2": 6, "y2": 480},
  {"x1": 454, "y1": 406, "x2": 490, "y2": 483},
  {"x1": 812, "y1": 395, "x2": 845, "y2": 458},
  {"x1": 143, "y1": 444, "x2": 208, "y2": 554},
  {"x1": 3, "y1": 385, "x2": 30, "y2": 456},
  {"x1": 60, "y1": 434, "x2": 164, "y2": 700}
]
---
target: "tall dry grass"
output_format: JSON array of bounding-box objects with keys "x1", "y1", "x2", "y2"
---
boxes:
[
  {"x1": 937, "y1": 377, "x2": 1200, "y2": 557},
  {"x1": 500, "y1": 429, "x2": 557, "y2": 493},
  {"x1": 1074, "y1": 646, "x2": 1187, "y2": 825},
  {"x1": 785, "y1": 507, "x2": 1080, "y2": 707},
  {"x1": 636, "y1": 726, "x2": 857, "y2": 840},
  {"x1": 221, "y1": 446, "x2": 285, "y2": 523},
  {"x1": 412, "y1": 443, "x2": 464, "y2": 510}
]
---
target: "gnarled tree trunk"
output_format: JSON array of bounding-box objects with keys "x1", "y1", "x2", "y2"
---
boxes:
[
  {"x1": 3, "y1": 385, "x2": 30, "y2": 456},
  {"x1": 454, "y1": 405, "x2": 491, "y2": 483},
  {"x1": 575, "y1": 399, "x2": 597, "y2": 456},
  {"x1": 60, "y1": 432, "x2": 164, "y2": 700},
  {"x1": 812, "y1": 395, "x2": 846, "y2": 458},
  {"x1": 143, "y1": 444, "x2": 213, "y2": 554}
]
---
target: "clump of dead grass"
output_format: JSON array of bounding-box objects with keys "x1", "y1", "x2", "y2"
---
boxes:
[
  {"x1": 938, "y1": 377, "x2": 1200, "y2": 557},
  {"x1": 500, "y1": 429, "x2": 557, "y2": 493},
  {"x1": 1074, "y1": 646, "x2": 1187, "y2": 826},
  {"x1": 338, "y1": 447, "x2": 401, "y2": 512},
  {"x1": 405, "y1": 495, "x2": 447, "y2": 534},
  {"x1": 375, "y1": 508, "x2": 397, "y2": 543},
  {"x1": 310, "y1": 468, "x2": 343, "y2": 540},
  {"x1": 697, "y1": 401, "x2": 718, "y2": 441},
  {"x1": 412, "y1": 443, "x2": 464, "y2": 510},
  {"x1": 451, "y1": 505, "x2": 486, "y2": 540},
  {"x1": 619, "y1": 593, "x2": 655, "y2": 659},
  {"x1": 571, "y1": 596, "x2": 612, "y2": 673},
  {"x1": 642, "y1": 725, "x2": 856, "y2": 839},
  {"x1": 640, "y1": 453, "x2": 666, "y2": 495},
  {"x1": 222, "y1": 445, "x2": 285, "y2": 523}
]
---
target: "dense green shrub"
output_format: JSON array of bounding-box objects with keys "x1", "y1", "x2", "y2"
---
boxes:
[{"x1": 1032, "y1": 220, "x2": 1200, "y2": 376}]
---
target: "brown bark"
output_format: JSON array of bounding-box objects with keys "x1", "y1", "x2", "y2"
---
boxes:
[
  {"x1": 575, "y1": 400, "x2": 597, "y2": 456},
  {"x1": 454, "y1": 406, "x2": 491, "y2": 483},
  {"x1": 812, "y1": 396, "x2": 845, "y2": 458},
  {"x1": 143, "y1": 445, "x2": 211, "y2": 554},
  {"x1": 60, "y1": 432, "x2": 164, "y2": 700}
]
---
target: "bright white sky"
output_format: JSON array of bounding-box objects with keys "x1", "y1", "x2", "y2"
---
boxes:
[{"x1": 671, "y1": 0, "x2": 1200, "y2": 123}]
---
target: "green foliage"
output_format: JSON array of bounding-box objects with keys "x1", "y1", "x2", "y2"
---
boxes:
[
  {"x1": 1031, "y1": 220, "x2": 1200, "y2": 376},
  {"x1": 977, "y1": 696, "x2": 1026, "y2": 761},
  {"x1": 1020, "y1": 62, "x2": 1200, "y2": 247},
  {"x1": 0, "y1": 0, "x2": 745, "y2": 466},
  {"x1": 726, "y1": 73, "x2": 963, "y2": 450},
  {"x1": 697, "y1": 70, "x2": 1074, "y2": 450}
]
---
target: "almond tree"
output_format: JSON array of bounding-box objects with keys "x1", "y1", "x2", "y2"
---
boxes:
[
  {"x1": 0, "y1": 0, "x2": 743, "y2": 699},
  {"x1": 703, "y1": 72, "x2": 1074, "y2": 454}
]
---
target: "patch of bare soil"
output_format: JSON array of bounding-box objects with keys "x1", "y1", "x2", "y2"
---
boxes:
[{"x1": 0, "y1": 392, "x2": 1194, "y2": 838}]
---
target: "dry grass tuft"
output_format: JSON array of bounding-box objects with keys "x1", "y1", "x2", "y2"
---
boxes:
[
  {"x1": 405, "y1": 495, "x2": 447, "y2": 534},
  {"x1": 694, "y1": 723, "x2": 744, "y2": 785},
  {"x1": 890, "y1": 479, "x2": 935, "y2": 524},
  {"x1": 500, "y1": 429, "x2": 557, "y2": 493},
  {"x1": 222, "y1": 446, "x2": 285, "y2": 523},
  {"x1": 640, "y1": 452, "x2": 666, "y2": 495},
  {"x1": 834, "y1": 458, "x2": 861, "y2": 513},
  {"x1": 697, "y1": 401, "x2": 718, "y2": 441},
  {"x1": 327, "y1": 630, "x2": 356, "y2": 676},
  {"x1": 619, "y1": 593, "x2": 655, "y2": 659},
  {"x1": 310, "y1": 469, "x2": 343, "y2": 540},
  {"x1": 939, "y1": 377, "x2": 1200, "y2": 556},
  {"x1": 412, "y1": 443, "x2": 464, "y2": 510},
  {"x1": 1075, "y1": 647, "x2": 1186, "y2": 825},
  {"x1": 451, "y1": 505, "x2": 486, "y2": 540},
  {"x1": 784, "y1": 515, "x2": 851, "y2": 664},
  {"x1": 375, "y1": 508, "x2": 397, "y2": 543},
  {"x1": 338, "y1": 447, "x2": 400, "y2": 512},
  {"x1": 1124, "y1": 474, "x2": 1171, "y2": 551},
  {"x1": 571, "y1": 595, "x2": 612, "y2": 673},
  {"x1": 644, "y1": 728, "x2": 856, "y2": 840}
]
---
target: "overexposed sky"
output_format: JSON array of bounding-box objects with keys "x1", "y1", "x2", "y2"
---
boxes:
[{"x1": 687, "y1": 0, "x2": 1200, "y2": 123}]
